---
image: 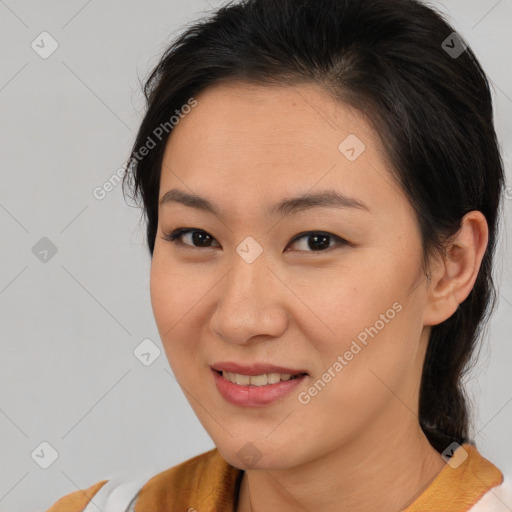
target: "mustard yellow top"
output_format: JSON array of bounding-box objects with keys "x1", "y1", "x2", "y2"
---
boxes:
[{"x1": 45, "y1": 443, "x2": 503, "y2": 512}]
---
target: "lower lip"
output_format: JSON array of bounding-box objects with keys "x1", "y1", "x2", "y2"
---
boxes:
[{"x1": 212, "y1": 369, "x2": 307, "y2": 407}]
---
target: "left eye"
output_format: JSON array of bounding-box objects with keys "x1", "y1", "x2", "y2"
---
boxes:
[
  {"x1": 286, "y1": 231, "x2": 347, "y2": 252},
  {"x1": 161, "y1": 228, "x2": 347, "y2": 252}
]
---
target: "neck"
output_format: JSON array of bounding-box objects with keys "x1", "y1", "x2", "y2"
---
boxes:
[{"x1": 236, "y1": 418, "x2": 446, "y2": 512}]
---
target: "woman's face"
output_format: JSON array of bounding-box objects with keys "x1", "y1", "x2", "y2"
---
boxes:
[{"x1": 150, "y1": 82, "x2": 434, "y2": 469}]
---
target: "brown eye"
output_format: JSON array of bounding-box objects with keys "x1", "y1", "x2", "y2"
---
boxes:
[
  {"x1": 287, "y1": 231, "x2": 347, "y2": 252},
  {"x1": 162, "y1": 228, "x2": 220, "y2": 248},
  {"x1": 162, "y1": 228, "x2": 348, "y2": 253}
]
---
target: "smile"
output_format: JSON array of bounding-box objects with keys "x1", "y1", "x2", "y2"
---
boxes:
[
  {"x1": 212, "y1": 369, "x2": 308, "y2": 406},
  {"x1": 221, "y1": 371, "x2": 301, "y2": 386}
]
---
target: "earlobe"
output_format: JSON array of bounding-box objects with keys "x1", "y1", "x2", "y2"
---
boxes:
[{"x1": 423, "y1": 211, "x2": 489, "y2": 327}]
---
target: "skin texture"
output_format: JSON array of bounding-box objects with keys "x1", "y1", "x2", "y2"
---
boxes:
[{"x1": 149, "y1": 82, "x2": 489, "y2": 512}]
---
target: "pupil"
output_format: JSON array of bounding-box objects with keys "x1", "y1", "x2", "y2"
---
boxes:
[
  {"x1": 189, "y1": 232, "x2": 331, "y2": 250},
  {"x1": 309, "y1": 234, "x2": 330, "y2": 251},
  {"x1": 193, "y1": 231, "x2": 211, "y2": 247}
]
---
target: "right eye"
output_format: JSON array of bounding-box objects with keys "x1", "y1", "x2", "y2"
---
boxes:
[{"x1": 161, "y1": 228, "x2": 221, "y2": 249}]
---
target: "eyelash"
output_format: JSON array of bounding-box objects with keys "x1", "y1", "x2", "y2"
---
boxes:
[{"x1": 161, "y1": 228, "x2": 349, "y2": 253}]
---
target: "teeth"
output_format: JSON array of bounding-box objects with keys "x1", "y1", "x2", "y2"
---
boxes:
[
  {"x1": 267, "y1": 373, "x2": 281, "y2": 384},
  {"x1": 222, "y1": 371, "x2": 299, "y2": 386},
  {"x1": 235, "y1": 373, "x2": 250, "y2": 385}
]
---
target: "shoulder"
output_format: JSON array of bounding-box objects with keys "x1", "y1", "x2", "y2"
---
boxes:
[
  {"x1": 44, "y1": 468, "x2": 160, "y2": 512},
  {"x1": 469, "y1": 473, "x2": 512, "y2": 512},
  {"x1": 44, "y1": 475, "x2": 151, "y2": 512},
  {"x1": 134, "y1": 447, "x2": 240, "y2": 510},
  {"x1": 45, "y1": 479, "x2": 109, "y2": 512},
  {"x1": 44, "y1": 448, "x2": 238, "y2": 512}
]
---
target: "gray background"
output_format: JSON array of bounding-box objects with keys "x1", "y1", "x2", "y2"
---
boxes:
[{"x1": 0, "y1": 1, "x2": 511, "y2": 510}]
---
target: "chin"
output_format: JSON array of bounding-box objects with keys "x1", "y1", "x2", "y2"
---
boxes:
[{"x1": 214, "y1": 435, "x2": 308, "y2": 471}]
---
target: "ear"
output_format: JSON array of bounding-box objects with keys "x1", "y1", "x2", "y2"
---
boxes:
[{"x1": 423, "y1": 211, "x2": 489, "y2": 327}]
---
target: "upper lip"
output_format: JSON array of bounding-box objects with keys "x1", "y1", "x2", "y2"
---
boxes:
[{"x1": 211, "y1": 362, "x2": 308, "y2": 376}]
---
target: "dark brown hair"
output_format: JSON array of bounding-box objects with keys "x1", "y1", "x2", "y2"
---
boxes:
[{"x1": 123, "y1": 0, "x2": 505, "y2": 453}]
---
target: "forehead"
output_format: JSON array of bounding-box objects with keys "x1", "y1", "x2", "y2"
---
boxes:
[
  {"x1": 164, "y1": 81, "x2": 381, "y2": 161},
  {"x1": 159, "y1": 82, "x2": 402, "y2": 218}
]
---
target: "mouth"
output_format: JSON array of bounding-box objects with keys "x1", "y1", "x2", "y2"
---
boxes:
[
  {"x1": 211, "y1": 362, "x2": 309, "y2": 406},
  {"x1": 211, "y1": 361, "x2": 308, "y2": 376},
  {"x1": 214, "y1": 369, "x2": 307, "y2": 386}
]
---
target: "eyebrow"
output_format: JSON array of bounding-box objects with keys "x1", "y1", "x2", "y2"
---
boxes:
[{"x1": 159, "y1": 188, "x2": 371, "y2": 217}]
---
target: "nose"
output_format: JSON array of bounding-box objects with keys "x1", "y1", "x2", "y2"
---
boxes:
[{"x1": 209, "y1": 251, "x2": 289, "y2": 346}]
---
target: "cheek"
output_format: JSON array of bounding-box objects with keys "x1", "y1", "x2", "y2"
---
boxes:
[
  {"x1": 150, "y1": 247, "x2": 210, "y2": 329},
  {"x1": 299, "y1": 308, "x2": 420, "y2": 441},
  {"x1": 284, "y1": 257, "x2": 408, "y2": 350},
  {"x1": 149, "y1": 256, "x2": 177, "y2": 333},
  {"x1": 290, "y1": 255, "x2": 422, "y2": 396},
  {"x1": 149, "y1": 254, "x2": 206, "y2": 372},
  {"x1": 312, "y1": 296, "x2": 423, "y2": 418}
]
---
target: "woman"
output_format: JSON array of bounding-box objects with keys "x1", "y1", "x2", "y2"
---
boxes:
[{"x1": 46, "y1": 0, "x2": 510, "y2": 510}]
